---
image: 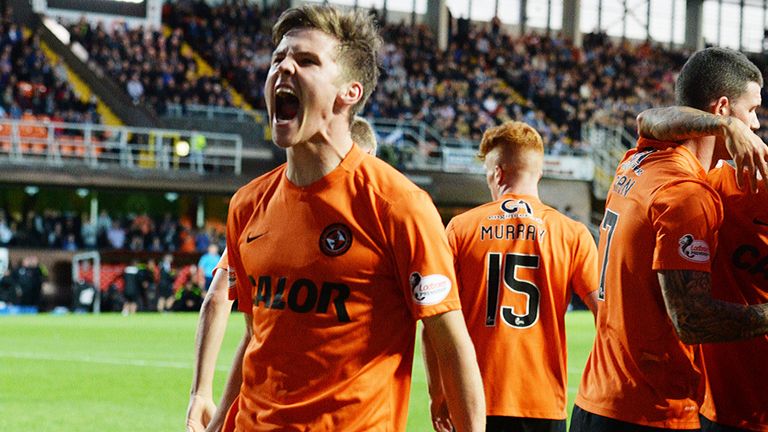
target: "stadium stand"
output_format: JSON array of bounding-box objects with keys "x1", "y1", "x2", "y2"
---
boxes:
[
  {"x1": 157, "y1": 1, "x2": 708, "y2": 161},
  {"x1": 67, "y1": 18, "x2": 233, "y2": 116},
  {"x1": 0, "y1": 17, "x2": 100, "y2": 123}
]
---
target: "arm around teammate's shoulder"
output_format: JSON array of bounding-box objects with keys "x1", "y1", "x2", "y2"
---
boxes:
[
  {"x1": 421, "y1": 310, "x2": 485, "y2": 432},
  {"x1": 637, "y1": 106, "x2": 768, "y2": 192},
  {"x1": 658, "y1": 269, "x2": 768, "y2": 344}
]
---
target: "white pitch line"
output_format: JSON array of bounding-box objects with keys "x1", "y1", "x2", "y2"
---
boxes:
[{"x1": 0, "y1": 351, "x2": 231, "y2": 372}]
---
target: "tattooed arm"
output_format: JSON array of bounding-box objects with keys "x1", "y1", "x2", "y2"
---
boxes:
[
  {"x1": 658, "y1": 270, "x2": 768, "y2": 343},
  {"x1": 637, "y1": 106, "x2": 734, "y2": 142},
  {"x1": 637, "y1": 107, "x2": 768, "y2": 192}
]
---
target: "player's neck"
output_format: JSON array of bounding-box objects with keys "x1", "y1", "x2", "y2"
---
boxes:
[
  {"x1": 496, "y1": 178, "x2": 539, "y2": 200},
  {"x1": 285, "y1": 123, "x2": 354, "y2": 187},
  {"x1": 681, "y1": 135, "x2": 717, "y2": 172}
]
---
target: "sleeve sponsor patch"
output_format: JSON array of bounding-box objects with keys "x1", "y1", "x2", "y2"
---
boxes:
[
  {"x1": 409, "y1": 272, "x2": 451, "y2": 305},
  {"x1": 678, "y1": 234, "x2": 711, "y2": 263}
]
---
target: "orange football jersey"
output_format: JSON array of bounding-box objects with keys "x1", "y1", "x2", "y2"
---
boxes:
[
  {"x1": 213, "y1": 249, "x2": 227, "y2": 275},
  {"x1": 700, "y1": 163, "x2": 768, "y2": 431},
  {"x1": 576, "y1": 138, "x2": 723, "y2": 429},
  {"x1": 447, "y1": 193, "x2": 597, "y2": 419},
  {"x1": 225, "y1": 144, "x2": 461, "y2": 431}
]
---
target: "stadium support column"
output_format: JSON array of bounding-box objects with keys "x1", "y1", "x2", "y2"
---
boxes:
[
  {"x1": 685, "y1": 0, "x2": 705, "y2": 50},
  {"x1": 426, "y1": 0, "x2": 449, "y2": 51},
  {"x1": 147, "y1": 0, "x2": 162, "y2": 29},
  {"x1": 520, "y1": 0, "x2": 528, "y2": 35},
  {"x1": 562, "y1": 0, "x2": 582, "y2": 48}
]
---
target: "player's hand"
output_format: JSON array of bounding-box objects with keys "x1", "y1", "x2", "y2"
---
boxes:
[
  {"x1": 186, "y1": 394, "x2": 217, "y2": 432},
  {"x1": 429, "y1": 392, "x2": 453, "y2": 432},
  {"x1": 721, "y1": 117, "x2": 768, "y2": 192}
]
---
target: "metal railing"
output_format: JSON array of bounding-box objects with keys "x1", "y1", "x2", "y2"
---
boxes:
[
  {"x1": 0, "y1": 119, "x2": 246, "y2": 175},
  {"x1": 165, "y1": 103, "x2": 266, "y2": 123},
  {"x1": 583, "y1": 120, "x2": 635, "y2": 199},
  {"x1": 164, "y1": 103, "x2": 599, "y2": 177}
]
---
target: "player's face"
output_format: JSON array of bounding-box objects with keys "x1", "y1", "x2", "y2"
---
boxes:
[
  {"x1": 265, "y1": 28, "x2": 347, "y2": 148},
  {"x1": 729, "y1": 81, "x2": 762, "y2": 131}
]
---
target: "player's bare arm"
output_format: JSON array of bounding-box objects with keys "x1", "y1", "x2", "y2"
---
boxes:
[
  {"x1": 187, "y1": 267, "x2": 234, "y2": 432},
  {"x1": 637, "y1": 106, "x2": 768, "y2": 191},
  {"x1": 658, "y1": 270, "x2": 768, "y2": 343},
  {"x1": 421, "y1": 327, "x2": 452, "y2": 432},
  {"x1": 583, "y1": 290, "x2": 600, "y2": 322},
  {"x1": 421, "y1": 310, "x2": 485, "y2": 432},
  {"x1": 204, "y1": 312, "x2": 251, "y2": 432}
]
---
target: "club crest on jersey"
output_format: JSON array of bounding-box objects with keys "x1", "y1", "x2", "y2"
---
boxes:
[
  {"x1": 488, "y1": 199, "x2": 541, "y2": 223},
  {"x1": 501, "y1": 199, "x2": 532, "y2": 215},
  {"x1": 678, "y1": 234, "x2": 711, "y2": 263},
  {"x1": 319, "y1": 223, "x2": 353, "y2": 257},
  {"x1": 409, "y1": 272, "x2": 451, "y2": 305}
]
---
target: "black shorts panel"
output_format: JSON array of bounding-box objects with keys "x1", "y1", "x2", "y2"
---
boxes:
[
  {"x1": 700, "y1": 415, "x2": 752, "y2": 432},
  {"x1": 486, "y1": 415, "x2": 566, "y2": 432},
  {"x1": 569, "y1": 405, "x2": 700, "y2": 432}
]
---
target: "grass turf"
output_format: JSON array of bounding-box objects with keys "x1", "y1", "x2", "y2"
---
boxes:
[{"x1": 0, "y1": 311, "x2": 595, "y2": 431}]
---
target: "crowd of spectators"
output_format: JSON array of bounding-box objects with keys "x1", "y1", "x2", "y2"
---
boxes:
[
  {"x1": 163, "y1": 0, "x2": 278, "y2": 111},
  {"x1": 0, "y1": 12, "x2": 100, "y2": 126},
  {"x1": 0, "y1": 208, "x2": 225, "y2": 254},
  {"x1": 0, "y1": 207, "x2": 224, "y2": 313},
  {"x1": 91, "y1": 249, "x2": 216, "y2": 315},
  {"x1": 0, "y1": 251, "x2": 214, "y2": 314},
  {"x1": 160, "y1": 2, "x2": 698, "y2": 154},
  {"x1": 67, "y1": 17, "x2": 233, "y2": 115}
]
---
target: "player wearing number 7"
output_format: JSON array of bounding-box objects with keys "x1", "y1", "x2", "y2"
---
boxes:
[
  {"x1": 423, "y1": 121, "x2": 599, "y2": 432},
  {"x1": 571, "y1": 47, "x2": 768, "y2": 432}
]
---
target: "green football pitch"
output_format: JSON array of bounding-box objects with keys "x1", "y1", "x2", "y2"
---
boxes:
[{"x1": 0, "y1": 311, "x2": 595, "y2": 431}]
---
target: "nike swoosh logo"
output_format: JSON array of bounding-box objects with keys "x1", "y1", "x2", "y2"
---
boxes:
[
  {"x1": 246, "y1": 232, "x2": 266, "y2": 243},
  {"x1": 754, "y1": 218, "x2": 768, "y2": 227}
]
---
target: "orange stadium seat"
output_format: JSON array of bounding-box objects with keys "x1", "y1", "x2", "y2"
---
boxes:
[
  {"x1": 19, "y1": 113, "x2": 48, "y2": 155},
  {"x1": 58, "y1": 136, "x2": 76, "y2": 157},
  {"x1": 0, "y1": 123, "x2": 12, "y2": 153}
]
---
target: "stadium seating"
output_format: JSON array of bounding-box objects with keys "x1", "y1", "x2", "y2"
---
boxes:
[{"x1": 161, "y1": 3, "x2": 697, "y2": 154}]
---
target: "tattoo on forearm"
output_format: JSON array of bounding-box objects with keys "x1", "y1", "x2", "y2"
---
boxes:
[
  {"x1": 639, "y1": 107, "x2": 729, "y2": 141},
  {"x1": 659, "y1": 270, "x2": 768, "y2": 343}
]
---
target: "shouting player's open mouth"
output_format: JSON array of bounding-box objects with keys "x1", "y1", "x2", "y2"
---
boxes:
[{"x1": 274, "y1": 86, "x2": 301, "y2": 126}]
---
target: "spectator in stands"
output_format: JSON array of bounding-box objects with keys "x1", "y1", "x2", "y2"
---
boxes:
[
  {"x1": 80, "y1": 213, "x2": 97, "y2": 249},
  {"x1": 194, "y1": 227, "x2": 210, "y2": 253},
  {"x1": 19, "y1": 210, "x2": 44, "y2": 247},
  {"x1": 138, "y1": 259, "x2": 156, "y2": 312},
  {"x1": 106, "y1": 219, "x2": 126, "y2": 249},
  {"x1": 121, "y1": 260, "x2": 140, "y2": 315},
  {"x1": 128, "y1": 233, "x2": 144, "y2": 252},
  {"x1": 190, "y1": 130, "x2": 206, "y2": 174},
  {"x1": 15, "y1": 255, "x2": 46, "y2": 309},
  {"x1": 173, "y1": 264, "x2": 203, "y2": 312},
  {"x1": 126, "y1": 73, "x2": 143, "y2": 105},
  {"x1": 0, "y1": 211, "x2": 13, "y2": 245},
  {"x1": 157, "y1": 253, "x2": 176, "y2": 312},
  {"x1": 72, "y1": 260, "x2": 96, "y2": 312},
  {"x1": 61, "y1": 233, "x2": 78, "y2": 251},
  {"x1": 96, "y1": 209, "x2": 112, "y2": 235},
  {"x1": 47, "y1": 221, "x2": 64, "y2": 248},
  {"x1": 147, "y1": 236, "x2": 163, "y2": 252},
  {"x1": 0, "y1": 267, "x2": 19, "y2": 304},
  {"x1": 197, "y1": 243, "x2": 220, "y2": 291},
  {"x1": 102, "y1": 282, "x2": 124, "y2": 313}
]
